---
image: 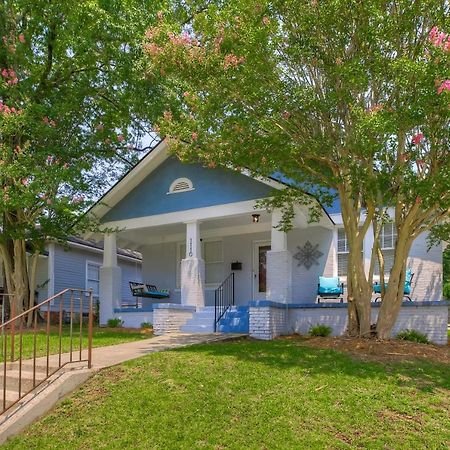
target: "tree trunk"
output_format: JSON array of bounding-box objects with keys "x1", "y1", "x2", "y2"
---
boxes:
[
  {"x1": 0, "y1": 238, "x2": 32, "y2": 323},
  {"x1": 376, "y1": 232, "x2": 413, "y2": 339},
  {"x1": 27, "y1": 251, "x2": 40, "y2": 326},
  {"x1": 12, "y1": 239, "x2": 30, "y2": 316},
  {"x1": 346, "y1": 235, "x2": 372, "y2": 337}
]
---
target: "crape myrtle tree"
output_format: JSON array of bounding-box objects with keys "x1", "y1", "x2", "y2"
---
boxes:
[
  {"x1": 142, "y1": 0, "x2": 450, "y2": 338},
  {"x1": 0, "y1": 0, "x2": 164, "y2": 323}
]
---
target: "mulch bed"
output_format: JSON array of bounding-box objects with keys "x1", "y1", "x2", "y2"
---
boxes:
[{"x1": 281, "y1": 335, "x2": 450, "y2": 365}]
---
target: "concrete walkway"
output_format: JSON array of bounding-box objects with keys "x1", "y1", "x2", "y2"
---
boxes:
[
  {"x1": 0, "y1": 332, "x2": 244, "y2": 444},
  {"x1": 36, "y1": 332, "x2": 245, "y2": 370}
]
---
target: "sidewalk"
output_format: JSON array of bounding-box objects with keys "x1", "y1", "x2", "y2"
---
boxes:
[
  {"x1": 36, "y1": 332, "x2": 245, "y2": 370},
  {"x1": 0, "y1": 332, "x2": 245, "y2": 444}
]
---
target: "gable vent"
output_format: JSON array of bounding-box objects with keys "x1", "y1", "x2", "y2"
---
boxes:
[{"x1": 168, "y1": 177, "x2": 194, "y2": 194}]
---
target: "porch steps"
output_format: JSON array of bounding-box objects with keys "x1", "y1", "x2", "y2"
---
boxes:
[
  {"x1": 217, "y1": 306, "x2": 249, "y2": 334},
  {"x1": 0, "y1": 363, "x2": 58, "y2": 413},
  {"x1": 180, "y1": 306, "x2": 250, "y2": 334},
  {"x1": 180, "y1": 307, "x2": 216, "y2": 333}
]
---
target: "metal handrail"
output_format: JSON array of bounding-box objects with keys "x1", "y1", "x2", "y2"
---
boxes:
[
  {"x1": 0, "y1": 288, "x2": 93, "y2": 415},
  {"x1": 214, "y1": 273, "x2": 235, "y2": 332}
]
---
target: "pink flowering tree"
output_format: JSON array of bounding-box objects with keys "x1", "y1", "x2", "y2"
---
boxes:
[
  {"x1": 0, "y1": 0, "x2": 163, "y2": 322},
  {"x1": 144, "y1": 1, "x2": 450, "y2": 338}
]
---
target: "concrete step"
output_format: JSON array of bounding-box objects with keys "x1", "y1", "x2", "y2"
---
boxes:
[
  {"x1": 0, "y1": 389, "x2": 23, "y2": 403},
  {"x1": 0, "y1": 368, "x2": 52, "y2": 392},
  {"x1": 6, "y1": 363, "x2": 56, "y2": 374}
]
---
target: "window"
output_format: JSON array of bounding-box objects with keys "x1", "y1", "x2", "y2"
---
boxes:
[
  {"x1": 374, "y1": 223, "x2": 397, "y2": 275},
  {"x1": 168, "y1": 177, "x2": 194, "y2": 194},
  {"x1": 337, "y1": 228, "x2": 363, "y2": 277},
  {"x1": 337, "y1": 228, "x2": 349, "y2": 277},
  {"x1": 203, "y1": 240, "x2": 224, "y2": 284},
  {"x1": 86, "y1": 262, "x2": 101, "y2": 299},
  {"x1": 177, "y1": 240, "x2": 224, "y2": 286}
]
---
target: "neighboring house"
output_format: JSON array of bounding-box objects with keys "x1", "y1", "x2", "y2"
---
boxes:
[
  {"x1": 1, "y1": 237, "x2": 142, "y2": 312},
  {"x1": 87, "y1": 140, "x2": 446, "y2": 343}
]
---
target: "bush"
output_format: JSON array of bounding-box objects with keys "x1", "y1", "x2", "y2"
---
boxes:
[
  {"x1": 443, "y1": 282, "x2": 450, "y2": 300},
  {"x1": 140, "y1": 322, "x2": 153, "y2": 329},
  {"x1": 106, "y1": 318, "x2": 124, "y2": 328},
  {"x1": 309, "y1": 324, "x2": 332, "y2": 337},
  {"x1": 396, "y1": 329, "x2": 429, "y2": 344}
]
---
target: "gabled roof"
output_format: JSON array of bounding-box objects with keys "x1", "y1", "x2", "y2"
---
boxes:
[{"x1": 89, "y1": 139, "x2": 335, "y2": 225}]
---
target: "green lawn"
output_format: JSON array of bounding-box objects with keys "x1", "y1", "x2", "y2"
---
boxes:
[
  {"x1": 4, "y1": 338, "x2": 449, "y2": 449},
  {"x1": 0, "y1": 327, "x2": 147, "y2": 362}
]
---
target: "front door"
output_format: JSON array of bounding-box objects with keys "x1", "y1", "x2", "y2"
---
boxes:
[{"x1": 252, "y1": 241, "x2": 271, "y2": 300}]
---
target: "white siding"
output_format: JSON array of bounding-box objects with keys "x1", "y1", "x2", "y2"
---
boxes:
[
  {"x1": 141, "y1": 229, "x2": 334, "y2": 306},
  {"x1": 35, "y1": 255, "x2": 49, "y2": 302},
  {"x1": 288, "y1": 226, "x2": 334, "y2": 303},
  {"x1": 407, "y1": 233, "x2": 442, "y2": 301}
]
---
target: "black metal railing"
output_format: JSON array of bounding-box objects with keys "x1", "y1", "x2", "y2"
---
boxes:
[
  {"x1": 214, "y1": 273, "x2": 235, "y2": 332},
  {"x1": 0, "y1": 288, "x2": 93, "y2": 415}
]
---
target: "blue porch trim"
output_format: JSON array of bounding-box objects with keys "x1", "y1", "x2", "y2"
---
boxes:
[{"x1": 248, "y1": 300, "x2": 449, "y2": 309}]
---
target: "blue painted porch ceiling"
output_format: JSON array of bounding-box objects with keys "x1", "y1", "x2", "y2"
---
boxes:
[{"x1": 101, "y1": 157, "x2": 274, "y2": 223}]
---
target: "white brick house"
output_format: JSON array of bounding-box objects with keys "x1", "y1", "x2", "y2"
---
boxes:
[{"x1": 87, "y1": 140, "x2": 447, "y2": 343}]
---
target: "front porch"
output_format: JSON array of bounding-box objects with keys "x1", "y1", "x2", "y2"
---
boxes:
[{"x1": 98, "y1": 204, "x2": 335, "y2": 330}]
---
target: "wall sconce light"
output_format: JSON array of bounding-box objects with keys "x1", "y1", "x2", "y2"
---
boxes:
[{"x1": 252, "y1": 213, "x2": 260, "y2": 223}]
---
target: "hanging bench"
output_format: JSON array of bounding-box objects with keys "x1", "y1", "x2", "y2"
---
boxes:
[{"x1": 129, "y1": 282, "x2": 170, "y2": 300}]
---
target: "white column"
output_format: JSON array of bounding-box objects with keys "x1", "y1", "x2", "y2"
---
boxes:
[
  {"x1": 185, "y1": 221, "x2": 201, "y2": 259},
  {"x1": 364, "y1": 225, "x2": 374, "y2": 277},
  {"x1": 181, "y1": 221, "x2": 205, "y2": 308},
  {"x1": 99, "y1": 232, "x2": 122, "y2": 325},
  {"x1": 266, "y1": 209, "x2": 292, "y2": 303}
]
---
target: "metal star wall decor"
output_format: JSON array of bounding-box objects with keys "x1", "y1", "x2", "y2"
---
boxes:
[{"x1": 293, "y1": 241, "x2": 324, "y2": 270}]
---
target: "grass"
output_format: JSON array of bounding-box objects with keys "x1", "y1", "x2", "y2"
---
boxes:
[
  {"x1": 0, "y1": 326, "x2": 147, "y2": 362},
  {"x1": 4, "y1": 338, "x2": 449, "y2": 449}
]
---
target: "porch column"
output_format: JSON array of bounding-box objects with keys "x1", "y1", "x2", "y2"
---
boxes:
[
  {"x1": 99, "y1": 232, "x2": 122, "y2": 325},
  {"x1": 181, "y1": 221, "x2": 205, "y2": 309},
  {"x1": 266, "y1": 209, "x2": 292, "y2": 303}
]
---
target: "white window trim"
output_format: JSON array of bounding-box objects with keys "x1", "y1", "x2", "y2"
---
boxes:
[
  {"x1": 337, "y1": 228, "x2": 350, "y2": 279},
  {"x1": 176, "y1": 239, "x2": 224, "y2": 288},
  {"x1": 167, "y1": 177, "x2": 195, "y2": 194},
  {"x1": 379, "y1": 223, "x2": 397, "y2": 250},
  {"x1": 337, "y1": 227, "x2": 365, "y2": 280},
  {"x1": 86, "y1": 260, "x2": 101, "y2": 298}
]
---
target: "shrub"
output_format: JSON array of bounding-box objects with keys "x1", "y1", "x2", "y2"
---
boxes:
[
  {"x1": 443, "y1": 282, "x2": 450, "y2": 300},
  {"x1": 140, "y1": 322, "x2": 153, "y2": 329},
  {"x1": 106, "y1": 318, "x2": 124, "y2": 328},
  {"x1": 309, "y1": 324, "x2": 332, "y2": 337},
  {"x1": 396, "y1": 329, "x2": 429, "y2": 344}
]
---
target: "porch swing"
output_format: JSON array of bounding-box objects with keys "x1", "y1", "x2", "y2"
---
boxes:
[{"x1": 129, "y1": 281, "x2": 170, "y2": 301}]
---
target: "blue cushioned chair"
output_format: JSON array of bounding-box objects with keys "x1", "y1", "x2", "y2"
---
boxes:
[
  {"x1": 373, "y1": 269, "x2": 414, "y2": 302},
  {"x1": 317, "y1": 276, "x2": 344, "y2": 303}
]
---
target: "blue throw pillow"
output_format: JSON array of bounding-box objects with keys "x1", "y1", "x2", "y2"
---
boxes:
[
  {"x1": 318, "y1": 277, "x2": 341, "y2": 295},
  {"x1": 319, "y1": 277, "x2": 339, "y2": 289}
]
